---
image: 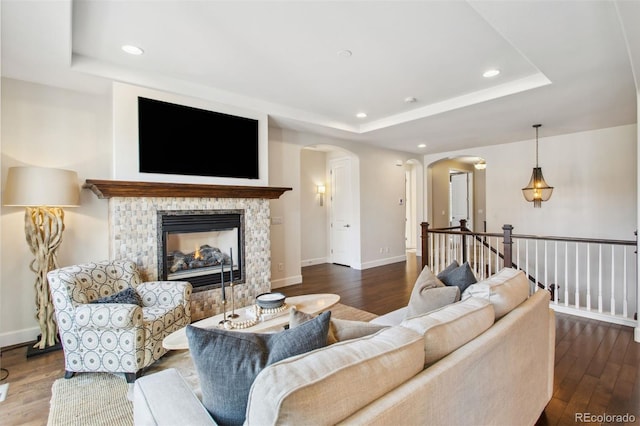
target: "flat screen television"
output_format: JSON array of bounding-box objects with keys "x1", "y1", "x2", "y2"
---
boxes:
[{"x1": 138, "y1": 97, "x2": 259, "y2": 179}]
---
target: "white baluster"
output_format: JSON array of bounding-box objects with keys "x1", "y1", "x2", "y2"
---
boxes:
[
  {"x1": 575, "y1": 244, "x2": 580, "y2": 309},
  {"x1": 598, "y1": 244, "x2": 603, "y2": 313},
  {"x1": 554, "y1": 241, "x2": 558, "y2": 303},
  {"x1": 564, "y1": 242, "x2": 569, "y2": 306},
  {"x1": 544, "y1": 240, "x2": 548, "y2": 291},
  {"x1": 623, "y1": 246, "x2": 628, "y2": 318},
  {"x1": 587, "y1": 244, "x2": 591, "y2": 311},
  {"x1": 495, "y1": 237, "x2": 499, "y2": 274},
  {"x1": 611, "y1": 245, "x2": 615, "y2": 315},
  {"x1": 535, "y1": 240, "x2": 539, "y2": 290}
]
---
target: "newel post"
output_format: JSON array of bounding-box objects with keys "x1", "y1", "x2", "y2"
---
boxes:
[
  {"x1": 459, "y1": 219, "x2": 468, "y2": 264},
  {"x1": 502, "y1": 224, "x2": 513, "y2": 269},
  {"x1": 421, "y1": 222, "x2": 429, "y2": 270}
]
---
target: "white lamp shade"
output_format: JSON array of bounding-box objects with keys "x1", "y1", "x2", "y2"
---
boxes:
[{"x1": 3, "y1": 166, "x2": 80, "y2": 207}]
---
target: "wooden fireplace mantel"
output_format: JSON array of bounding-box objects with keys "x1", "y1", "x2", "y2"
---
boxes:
[{"x1": 83, "y1": 179, "x2": 292, "y2": 199}]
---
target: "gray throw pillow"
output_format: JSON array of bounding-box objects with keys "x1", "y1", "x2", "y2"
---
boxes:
[
  {"x1": 438, "y1": 261, "x2": 477, "y2": 294},
  {"x1": 186, "y1": 311, "x2": 331, "y2": 426},
  {"x1": 436, "y1": 261, "x2": 459, "y2": 281},
  {"x1": 90, "y1": 287, "x2": 142, "y2": 306}
]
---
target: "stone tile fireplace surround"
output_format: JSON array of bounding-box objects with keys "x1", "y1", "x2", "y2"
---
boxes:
[{"x1": 84, "y1": 180, "x2": 291, "y2": 321}]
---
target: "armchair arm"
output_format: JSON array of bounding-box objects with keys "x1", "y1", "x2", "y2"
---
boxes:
[
  {"x1": 75, "y1": 303, "x2": 143, "y2": 330},
  {"x1": 136, "y1": 281, "x2": 192, "y2": 307}
]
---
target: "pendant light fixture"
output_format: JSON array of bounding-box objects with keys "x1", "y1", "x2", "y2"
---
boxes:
[{"x1": 522, "y1": 124, "x2": 553, "y2": 208}]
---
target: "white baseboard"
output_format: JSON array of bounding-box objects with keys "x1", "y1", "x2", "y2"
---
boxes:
[
  {"x1": 0, "y1": 326, "x2": 39, "y2": 348},
  {"x1": 271, "y1": 275, "x2": 303, "y2": 289},
  {"x1": 550, "y1": 304, "x2": 637, "y2": 328},
  {"x1": 358, "y1": 254, "x2": 407, "y2": 270},
  {"x1": 300, "y1": 257, "x2": 328, "y2": 267}
]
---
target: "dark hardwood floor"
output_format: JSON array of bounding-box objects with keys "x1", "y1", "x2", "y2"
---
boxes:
[{"x1": 1, "y1": 253, "x2": 638, "y2": 425}]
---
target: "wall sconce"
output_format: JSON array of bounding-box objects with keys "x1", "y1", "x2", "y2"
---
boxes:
[
  {"x1": 3, "y1": 166, "x2": 80, "y2": 354},
  {"x1": 316, "y1": 184, "x2": 326, "y2": 206},
  {"x1": 474, "y1": 159, "x2": 487, "y2": 170}
]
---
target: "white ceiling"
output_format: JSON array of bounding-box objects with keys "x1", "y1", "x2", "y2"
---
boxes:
[{"x1": 2, "y1": 0, "x2": 639, "y2": 154}]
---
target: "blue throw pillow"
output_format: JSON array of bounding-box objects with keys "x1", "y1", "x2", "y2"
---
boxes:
[
  {"x1": 438, "y1": 261, "x2": 477, "y2": 294},
  {"x1": 186, "y1": 310, "x2": 331, "y2": 426},
  {"x1": 91, "y1": 287, "x2": 142, "y2": 306}
]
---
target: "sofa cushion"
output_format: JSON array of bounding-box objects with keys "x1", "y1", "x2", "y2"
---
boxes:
[
  {"x1": 245, "y1": 326, "x2": 424, "y2": 426},
  {"x1": 289, "y1": 307, "x2": 387, "y2": 344},
  {"x1": 437, "y1": 261, "x2": 477, "y2": 293},
  {"x1": 186, "y1": 311, "x2": 331, "y2": 426},
  {"x1": 369, "y1": 306, "x2": 407, "y2": 326},
  {"x1": 400, "y1": 297, "x2": 494, "y2": 366},
  {"x1": 462, "y1": 268, "x2": 530, "y2": 319}
]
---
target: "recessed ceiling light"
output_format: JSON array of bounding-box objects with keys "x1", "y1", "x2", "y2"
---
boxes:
[
  {"x1": 404, "y1": 96, "x2": 417, "y2": 104},
  {"x1": 356, "y1": 112, "x2": 367, "y2": 119},
  {"x1": 122, "y1": 45, "x2": 144, "y2": 55},
  {"x1": 418, "y1": 143, "x2": 426, "y2": 148},
  {"x1": 483, "y1": 69, "x2": 500, "y2": 78},
  {"x1": 337, "y1": 49, "x2": 352, "y2": 58}
]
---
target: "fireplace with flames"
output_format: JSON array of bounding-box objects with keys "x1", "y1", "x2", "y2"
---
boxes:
[{"x1": 157, "y1": 210, "x2": 244, "y2": 291}]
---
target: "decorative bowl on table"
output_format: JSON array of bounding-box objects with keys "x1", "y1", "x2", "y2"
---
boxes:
[{"x1": 255, "y1": 292, "x2": 286, "y2": 309}]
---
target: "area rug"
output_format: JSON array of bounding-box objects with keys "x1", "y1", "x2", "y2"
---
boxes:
[{"x1": 47, "y1": 303, "x2": 377, "y2": 425}]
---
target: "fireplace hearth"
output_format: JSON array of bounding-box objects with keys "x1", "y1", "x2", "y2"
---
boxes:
[{"x1": 158, "y1": 210, "x2": 244, "y2": 291}]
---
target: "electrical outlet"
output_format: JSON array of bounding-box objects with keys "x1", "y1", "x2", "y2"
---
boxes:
[{"x1": 277, "y1": 263, "x2": 284, "y2": 271}]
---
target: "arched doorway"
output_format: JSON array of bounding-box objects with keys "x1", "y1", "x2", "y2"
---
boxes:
[{"x1": 426, "y1": 156, "x2": 486, "y2": 232}]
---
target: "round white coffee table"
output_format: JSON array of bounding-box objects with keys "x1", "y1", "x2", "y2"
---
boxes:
[{"x1": 163, "y1": 293, "x2": 340, "y2": 350}]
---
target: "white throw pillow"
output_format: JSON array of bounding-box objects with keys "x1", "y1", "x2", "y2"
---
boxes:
[{"x1": 406, "y1": 266, "x2": 460, "y2": 318}]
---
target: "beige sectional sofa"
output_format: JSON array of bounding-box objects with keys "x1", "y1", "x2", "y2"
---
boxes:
[{"x1": 134, "y1": 268, "x2": 555, "y2": 425}]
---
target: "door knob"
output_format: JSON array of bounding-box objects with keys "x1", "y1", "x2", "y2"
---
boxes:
[{"x1": 344, "y1": 224, "x2": 351, "y2": 228}]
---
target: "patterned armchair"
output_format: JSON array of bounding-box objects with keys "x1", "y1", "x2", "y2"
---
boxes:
[{"x1": 47, "y1": 260, "x2": 192, "y2": 383}]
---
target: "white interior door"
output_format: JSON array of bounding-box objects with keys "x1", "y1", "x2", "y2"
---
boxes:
[
  {"x1": 330, "y1": 158, "x2": 353, "y2": 266},
  {"x1": 450, "y1": 172, "x2": 472, "y2": 229}
]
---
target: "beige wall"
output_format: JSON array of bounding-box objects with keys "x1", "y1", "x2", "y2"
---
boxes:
[
  {"x1": 268, "y1": 129, "x2": 302, "y2": 287},
  {"x1": 474, "y1": 168, "x2": 486, "y2": 232},
  {"x1": 1, "y1": 78, "x2": 111, "y2": 346}
]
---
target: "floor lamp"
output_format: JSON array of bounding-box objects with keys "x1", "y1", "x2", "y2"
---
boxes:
[{"x1": 3, "y1": 166, "x2": 79, "y2": 353}]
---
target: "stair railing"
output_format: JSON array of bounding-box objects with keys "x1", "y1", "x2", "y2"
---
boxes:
[{"x1": 421, "y1": 221, "x2": 638, "y2": 327}]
